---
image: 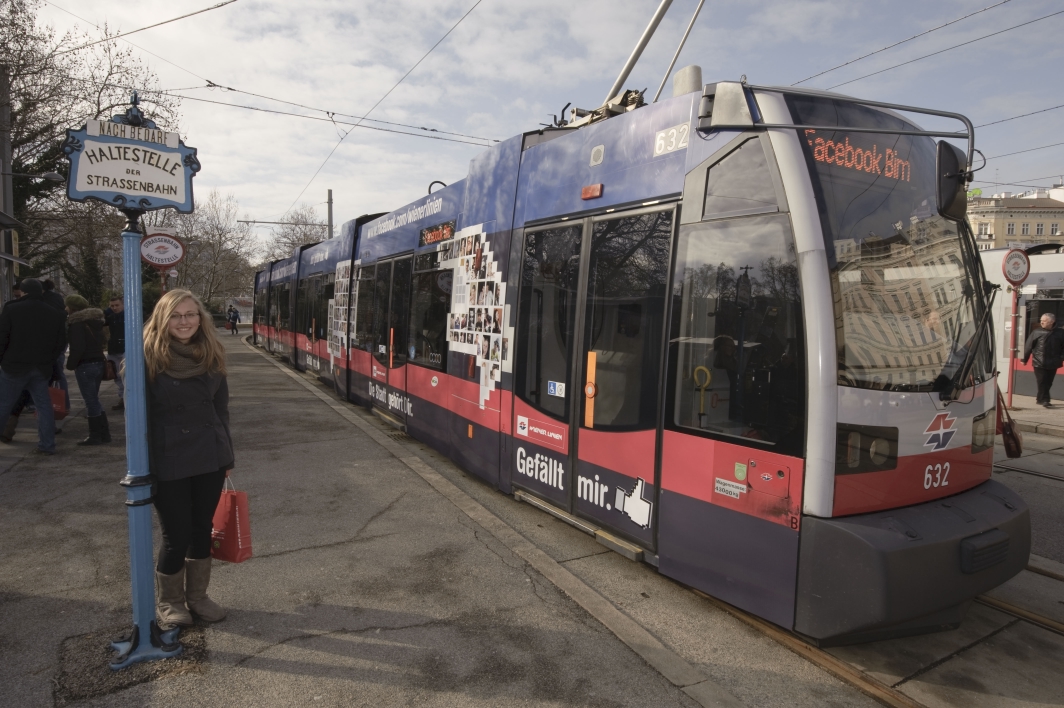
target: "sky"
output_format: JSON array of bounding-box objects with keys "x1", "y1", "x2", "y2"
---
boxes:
[{"x1": 36, "y1": 0, "x2": 1064, "y2": 243}]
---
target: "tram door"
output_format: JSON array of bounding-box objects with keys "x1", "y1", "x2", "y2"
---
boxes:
[
  {"x1": 513, "y1": 205, "x2": 674, "y2": 547},
  {"x1": 370, "y1": 256, "x2": 413, "y2": 422}
]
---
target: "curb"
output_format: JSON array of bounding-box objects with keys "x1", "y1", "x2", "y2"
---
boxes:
[{"x1": 1014, "y1": 420, "x2": 1064, "y2": 439}]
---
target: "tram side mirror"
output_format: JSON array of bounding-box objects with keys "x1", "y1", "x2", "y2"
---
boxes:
[
  {"x1": 698, "y1": 82, "x2": 753, "y2": 131},
  {"x1": 937, "y1": 141, "x2": 969, "y2": 222}
]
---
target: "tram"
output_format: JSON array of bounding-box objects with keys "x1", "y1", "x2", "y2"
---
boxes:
[{"x1": 253, "y1": 76, "x2": 1030, "y2": 644}]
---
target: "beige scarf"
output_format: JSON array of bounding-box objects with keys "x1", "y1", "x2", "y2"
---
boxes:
[{"x1": 166, "y1": 341, "x2": 208, "y2": 379}]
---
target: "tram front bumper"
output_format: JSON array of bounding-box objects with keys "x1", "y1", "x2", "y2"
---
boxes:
[{"x1": 793, "y1": 479, "x2": 1030, "y2": 644}]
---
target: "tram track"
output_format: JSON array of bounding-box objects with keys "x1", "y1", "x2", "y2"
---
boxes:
[{"x1": 993, "y1": 462, "x2": 1064, "y2": 483}]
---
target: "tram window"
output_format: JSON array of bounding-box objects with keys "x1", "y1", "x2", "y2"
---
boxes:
[
  {"x1": 702, "y1": 138, "x2": 778, "y2": 221},
  {"x1": 353, "y1": 266, "x2": 376, "y2": 351},
  {"x1": 372, "y1": 263, "x2": 391, "y2": 364},
  {"x1": 582, "y1": 210, "x2": 672, "y2": 430},
  {"x1": 787, "y1": 94, "x2": 992, "y2": 391},
  {"x1": 514, "y1": 225, "x2": 582, "y2": 420},
  {"x1": 408, "y1": 266, "x2": 450, "y2": 371},
  {"x1": 668, "y1": 213, "x2": 805, "y2": 455}
]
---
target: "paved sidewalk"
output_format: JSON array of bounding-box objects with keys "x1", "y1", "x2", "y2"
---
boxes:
[{"x1": 1008, "y1": 394, "x2": 1064, "y2": 438}]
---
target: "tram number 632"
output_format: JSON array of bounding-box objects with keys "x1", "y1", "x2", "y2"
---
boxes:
[
  {"x1": 653, "y1": 123, "x2": 690, "y2": 156},
  {"x1": 923, "y1": 462, "x2": 950, "y2": 490}
]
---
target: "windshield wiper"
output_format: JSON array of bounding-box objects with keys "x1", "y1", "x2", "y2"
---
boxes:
[{"x1": 938, "y1": 284, "x2": 999, "y2": 401}]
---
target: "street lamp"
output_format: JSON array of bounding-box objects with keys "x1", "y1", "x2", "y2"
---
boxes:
[{"x1": 1, "y1": 171, "x2": 65, "y2": 182}]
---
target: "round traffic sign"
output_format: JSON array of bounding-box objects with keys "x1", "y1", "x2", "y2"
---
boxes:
[
  {"x1": 140, "y1": 232, "x2": 185, "y2": 267},
  {"x1": 168, "y1": 269, "x2": 179, "y2": 277},
  {"x1": 1002, "y1": 248, "x2": 1030, "y2": 286}
]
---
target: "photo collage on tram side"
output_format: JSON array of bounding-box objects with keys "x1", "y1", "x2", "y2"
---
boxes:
[
  {"x1": 329, "y1": 259, "x2": 352, "y2": 360},
  {"x1": 438, "y1": 225, "x2": 513, "y2": 405}
]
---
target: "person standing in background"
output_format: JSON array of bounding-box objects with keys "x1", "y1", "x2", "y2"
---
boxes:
[
  {"x1": 227, "y1": 306, "x2": 240, "y2": 336},
  {"x1": 65, "y1": 295, "x2": 111, "y2": 445},
  {"x1": 104, "y1": 294, "x2": 125, "y2": 411},
  {"x1": 41, "y1": 279, "x2": 69, "y2": 410},
  {"x1": 0, "y1": 279, "x2": 66, "y2": 454},
  {"x1": 1022, "y1": 312, "x2": 1064, "y2": 408}
]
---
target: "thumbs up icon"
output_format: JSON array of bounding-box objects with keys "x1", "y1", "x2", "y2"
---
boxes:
[{"x1": 615, "y1": 478, "x2": 653, "y2": 529}]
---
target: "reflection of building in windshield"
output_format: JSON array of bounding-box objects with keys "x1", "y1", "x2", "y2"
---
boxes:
[{"x1": 833, "y1": 212, "x2": 971, "y2": 389}]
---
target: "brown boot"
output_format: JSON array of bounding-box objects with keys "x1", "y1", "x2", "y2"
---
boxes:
[
  {"x1": 0, "y1": 414, "x2": 17, "y2": 443},
  {"x1": 156, "y1": 568, "x2": 193, "y2": 628},
  {"x1": 184, "y1": 557, "x2": 226, "y2": 622}
]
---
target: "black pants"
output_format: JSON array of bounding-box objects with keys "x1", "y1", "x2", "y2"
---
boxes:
[
  {"x1": 154, "y1": 469, "x2": 227, "y2": 574},
  {"x1": 1034, "y1": 367, "x2": 1058, "y2": 404}
]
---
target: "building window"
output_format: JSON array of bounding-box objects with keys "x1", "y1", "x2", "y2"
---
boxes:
[
  {"x1": 977, "y1": 222, "x2": 989, "y2": 235},
  {"x1": 1022, "y1": 223, "x2": 1030, "y2": 236},
  {"x1": 1052, "y1": 224, "x2": 1060, "y2": 236},
  {"x1": 1007, "y1": 223, "x2": 1015, "y2": 235},
  {"x1": 1037, "y1": 223, "x2": 1044, "y2": 236}
]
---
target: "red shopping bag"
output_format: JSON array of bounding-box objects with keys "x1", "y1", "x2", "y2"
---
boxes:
[
  {"x1": 49, "y1": 383, "x2": 68, "y2": 420},
  {"x1": 211, "y1": 478, "x2": 253, "y2": 563}
]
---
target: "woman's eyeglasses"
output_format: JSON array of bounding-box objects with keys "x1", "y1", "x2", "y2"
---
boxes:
[{"x1": 169, "y1": 312, "x2": 200, "y2": 322}]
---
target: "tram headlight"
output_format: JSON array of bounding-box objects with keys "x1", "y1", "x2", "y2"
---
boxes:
[
  {"x1": 869, "y1": 438, "x2": 891, "y2": 466},
  {"x1": 836, "y1": 424, "x2": 898, "y2": 475},
  {"x1": 971, "y1": 409, "x2": 995, "y2": 453}
]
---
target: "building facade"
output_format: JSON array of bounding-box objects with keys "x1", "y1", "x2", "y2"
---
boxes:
[{"x1": 967, "y1": 184, "x2": 1064, "y2": 251}]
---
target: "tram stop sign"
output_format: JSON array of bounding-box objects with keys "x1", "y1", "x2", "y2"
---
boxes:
[
  {"x1": 1002, "y1": 248, "x2": 1030, "y2": 287},
  {"x1": 140, "y1": 229, "x2": 185, "y2": 268}
]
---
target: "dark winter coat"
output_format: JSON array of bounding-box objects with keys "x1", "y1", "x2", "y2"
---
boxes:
[
  {"x1": 0, "y1": 294, "x2": 67, "y2": 377},
  {"x1": 1022, "y1": 326, "x2": 1064, "y2": 370},
  {"x1": 104, "y1": 307, "x2": 125, "y2": 355},
  {"x1": 66, "y1": 308, "x2": 107, "y2": 370},
  {"x1": 147, "y1": 372, "x2": 234, "y2": 482},
  {"x1": 43, "y1": 290, "x2": 66, "y2": 314}
]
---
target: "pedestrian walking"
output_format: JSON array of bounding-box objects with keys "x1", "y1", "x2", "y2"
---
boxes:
[
  {"x1": 104, "y1": 294, "x2": 126, "y2": 411},
  {"x1": 1022, "y1": 312, "x2": 1064, "y2": 407},
  {"x1": 145, "y1": 289, "x2": 234, "y2": 629},
  {"x1": 65, "y1": 295, "x2": 111, "y2": 445},
  {"x1": 0, "y1": 279, "x2": 66, "y2": 454},
  {"x1": 42, "y1": 279, "x2": 70, "y2": 409},
  {"x1": 227, "y1": 306, "x2": 240, "y2": 335}
]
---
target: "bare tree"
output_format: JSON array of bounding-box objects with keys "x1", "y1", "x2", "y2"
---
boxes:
[
  {"x1": 149, "y1": 190, "x2": 259, "y2": 309},
  {"x1": 2, "y1": 0, "x2": 182, "y2": 302},
  {"x1": 262, "y1": 203, "x2": 326, "y2": 262}
]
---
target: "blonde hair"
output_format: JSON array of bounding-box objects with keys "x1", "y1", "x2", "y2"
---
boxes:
[{"x1": 143, "y1": 289, "x2": 227, "y2": 381}]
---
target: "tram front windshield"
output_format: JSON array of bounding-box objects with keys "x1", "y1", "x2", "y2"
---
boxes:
[{"x1": 787, "y1": 95, "x2": 989, "y2": 392}]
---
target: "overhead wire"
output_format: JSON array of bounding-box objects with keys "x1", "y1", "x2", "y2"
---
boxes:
[
  {"x1": 47, "y1": 72, "x2": 497, "y2": 147},
  {"x1": 54, "y1": 0, "x2": 239, "y2": 56},
  {"x1": 41, "y1": 0, "x2": 497, "y2": 144},
  {"x1": 791, "y1": 0, "x2": 1013, "y2": 86},
  {"x1": 826, "y1": 9, "x2": 1064, "y2": 90},
  {"x1": 975, "y1": 102, "x2": 1064, "y2": 128},
  {"x1": 283, "y1": 0, "x2": 485, "y2": 216},
  {"x1": 985, "y1": 141, "x2": 1064, "y2": 161}
]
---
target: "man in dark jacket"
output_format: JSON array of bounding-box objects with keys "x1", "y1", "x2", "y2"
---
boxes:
[
  {"x1": 104, "y1": 295, "x2": 125, "y2": 411},
  {"x1": 0, "y1": 279, "x2": 67, "y2": 453},
  {"x1": 41, "y1": 279, "x2": 69, "y2": 409},
  {"x1": 1022, "y1": 312, "x2": 1064, "y2": 407}
]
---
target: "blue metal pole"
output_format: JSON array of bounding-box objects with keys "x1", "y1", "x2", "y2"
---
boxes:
[{"x1": 110, "y1": 209, "x2": 181, "y2": 669}]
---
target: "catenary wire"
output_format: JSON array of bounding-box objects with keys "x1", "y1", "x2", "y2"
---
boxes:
[
  {"x1": 976, "y1": 103, "x2": 1064, "y2": 128},
  {"x1": 791, "y1": 0, "x2": 1013, "y2": 86},
  {"x1": 826, "y1": 8, "x2": 1064, "y2": 90},
  {"x1": 54, "y1": 0, "x2": 239, "y2": 56},
  {"x1": 283, "y1": 0, "x2": 485, "y2": 216},
  {"x1": 985, "y1": 141, "x2": 1064, "y2": 161},
  {"x1": 41, "y1": 1, "x2": 497, "y2": 143}
]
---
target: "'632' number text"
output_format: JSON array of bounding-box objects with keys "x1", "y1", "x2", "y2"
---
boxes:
[{"x1": 923, "y1": 462, "x2": 950, "y2": 490}]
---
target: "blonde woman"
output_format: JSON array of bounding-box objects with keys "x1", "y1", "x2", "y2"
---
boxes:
[{"x1": 144, "y1": 289, "x2": 234, "y2": 628}]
